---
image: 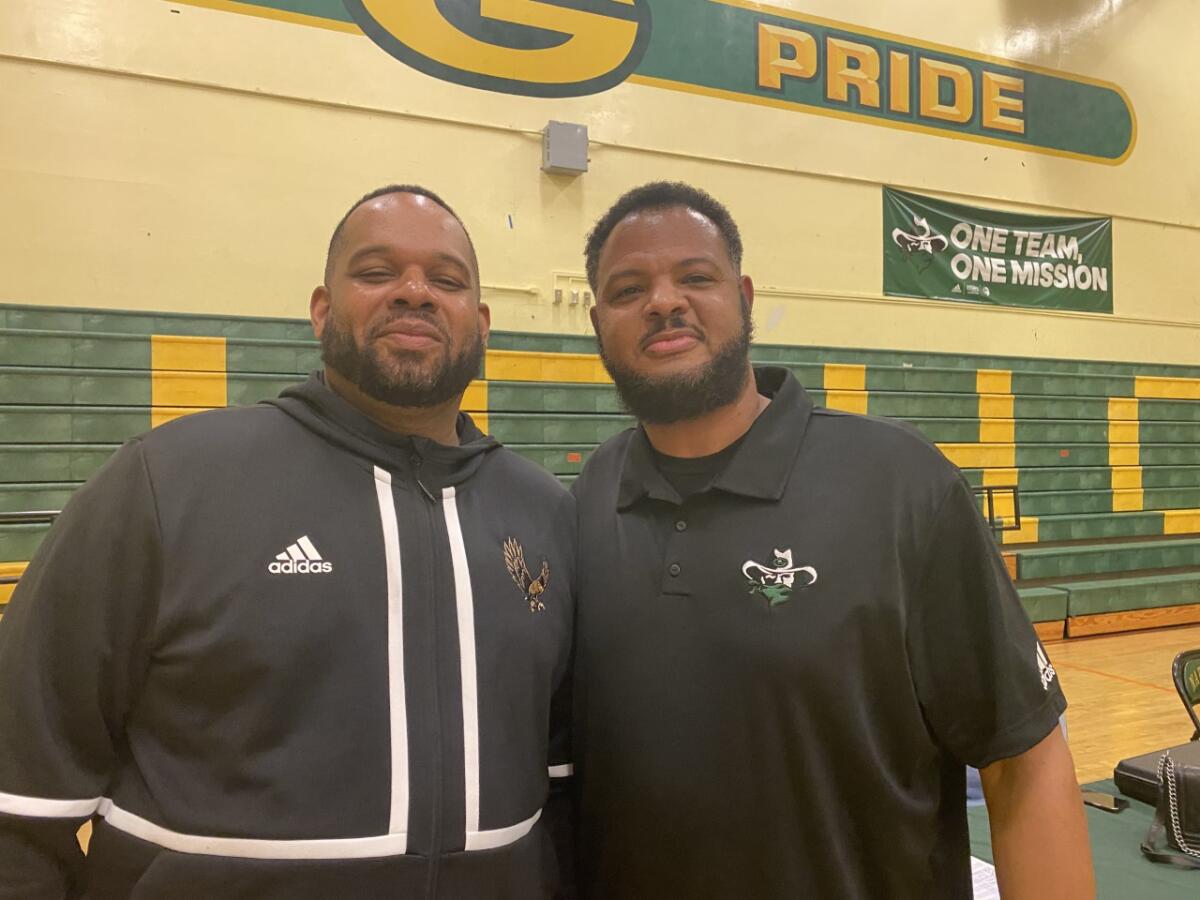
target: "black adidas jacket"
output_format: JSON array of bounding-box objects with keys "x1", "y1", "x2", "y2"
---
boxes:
[{"x1": 0, "y1": 374, "x2": 575, "y2": 899}]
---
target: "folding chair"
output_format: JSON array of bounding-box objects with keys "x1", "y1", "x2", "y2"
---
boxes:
[{"x1": 1172, "y1": 648, "x2": 1200, "y2": 741}]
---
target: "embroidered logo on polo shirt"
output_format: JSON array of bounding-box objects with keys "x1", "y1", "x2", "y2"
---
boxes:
[
  {"x1": 742, "y1": 548, "x2": 817, "y2": 607},
  {"x1": 1037, "y1": 643, "x2": 1057, "y2": 691},
  {"x1": 503, "y1": 537, "x2": 551, "y2": 612}
]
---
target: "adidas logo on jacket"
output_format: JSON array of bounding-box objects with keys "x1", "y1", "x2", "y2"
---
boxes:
[{"x1": 268, "y1": 535, "x2": 333, "y2": 574}]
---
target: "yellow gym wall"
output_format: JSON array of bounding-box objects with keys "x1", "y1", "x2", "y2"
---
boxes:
[{"x1": 1, "y1": 0, "x2": 1197, "y2": 363}]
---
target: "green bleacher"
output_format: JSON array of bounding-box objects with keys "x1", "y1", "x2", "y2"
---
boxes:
[{"x1": 4, "y1": 301, "x2": 1200, "y2": 640}]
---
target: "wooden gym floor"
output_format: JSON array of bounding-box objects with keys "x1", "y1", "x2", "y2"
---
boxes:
[{"x1": 1052, "y1": 623, "x2": 1200, "y2": 783}]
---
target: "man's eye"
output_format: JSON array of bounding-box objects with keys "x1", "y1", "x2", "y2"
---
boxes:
[
  {"x1": 683, "y1": 274, "x2": 713, "y2": 285},
  {"x1": 613, "y1": 285, "x2": 642, "y2": 300},
  {"x1": 433, "y1": 278, "x2": 466, "y2": 290},
  {"x1": 356, "y1": 270, "x2": 393, "y2": 281}
]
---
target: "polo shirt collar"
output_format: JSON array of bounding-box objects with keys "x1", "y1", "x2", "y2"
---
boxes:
[{"x1": 617, "y1": 366, "x2": 813, "y2": 509}]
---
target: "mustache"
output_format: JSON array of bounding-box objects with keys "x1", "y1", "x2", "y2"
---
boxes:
[
  {"x1": 367, "y1": 310, "x2": 450, "y2": 343},
  {"x1": 640, "y1": 316, "x2": 704, "y2": 345}
]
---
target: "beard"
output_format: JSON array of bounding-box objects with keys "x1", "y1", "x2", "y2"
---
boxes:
[
  {"x1": 320, "y1": 310, "x2": 484, "y2": 408},
  {"x1": 597, "y1": 295, "x2": 755, "y2": 425}
]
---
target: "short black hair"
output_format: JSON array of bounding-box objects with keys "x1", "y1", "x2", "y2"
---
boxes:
[
  {"x1": 584, "y1": 181, "x2": 744, "y2": 291},
  {"x1": 324, "y1": 184, "x2": 478, "y2": 284}
]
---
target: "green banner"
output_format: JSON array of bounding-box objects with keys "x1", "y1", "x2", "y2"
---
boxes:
[{"x1": 883, "y1": 188, "x2": 1113, "y2": 313}]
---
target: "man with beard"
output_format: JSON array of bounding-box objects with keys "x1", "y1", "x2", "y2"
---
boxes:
[
  {"x1": 570, "y1": 182, "x2": 1093, "y2": 899},
  {"x1": 0, "y1": 186, "x2": 574, "y2": 899}
]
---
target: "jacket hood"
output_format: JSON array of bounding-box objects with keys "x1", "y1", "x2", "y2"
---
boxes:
[{"x1": 265, "y1": 371, "x2": 501, "y2": 490}]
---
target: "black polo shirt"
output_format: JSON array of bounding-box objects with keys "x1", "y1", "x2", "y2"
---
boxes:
[{"x1": 571, "y1": 367, "x2": 1066, "y2": 900}]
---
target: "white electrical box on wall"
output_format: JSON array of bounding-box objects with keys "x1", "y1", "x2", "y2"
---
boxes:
[{"x1": 542, "y1": 121, "x2": 588, "y2": 175}]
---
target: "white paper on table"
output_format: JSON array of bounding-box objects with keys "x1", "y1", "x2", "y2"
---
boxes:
[{"x1": 970, "y1": 856, "x2": 1000, "y2": 900}]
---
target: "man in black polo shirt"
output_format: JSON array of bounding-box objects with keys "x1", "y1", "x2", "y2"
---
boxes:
[{"x1": 570, "y1": 182, "x2": 1093, "y2": 899}]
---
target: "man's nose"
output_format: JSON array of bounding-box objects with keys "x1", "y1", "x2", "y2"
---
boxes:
[
  {"x1": 390, "y1": 267, "x2": 436, "y2": 308},
  {"x1": 643, "y1": 280, "x2": 688, "y2": 319}
]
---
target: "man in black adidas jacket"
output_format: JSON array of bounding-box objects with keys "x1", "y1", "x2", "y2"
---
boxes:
[{"x1": 0, "y1": 186, "x2": 575, "y2": 899}]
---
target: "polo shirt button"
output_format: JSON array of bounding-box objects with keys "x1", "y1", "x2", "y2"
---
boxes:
[
  {"x1": 674, "y1": 520, "x2": 687, "y2": 532},
  {"x1": 668, "y1": 563, "x2": 681, "y2": 576}
]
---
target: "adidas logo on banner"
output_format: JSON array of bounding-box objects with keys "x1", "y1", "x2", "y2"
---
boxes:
[{"x1": 268, "y1": 536, "x2": 333, "y2": 574}]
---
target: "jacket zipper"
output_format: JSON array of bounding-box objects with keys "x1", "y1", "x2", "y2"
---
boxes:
[{"x1": 417, "y1": 470, "x2": 444, "y2": 899}]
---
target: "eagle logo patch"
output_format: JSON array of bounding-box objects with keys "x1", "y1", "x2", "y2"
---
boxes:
[
  {"x1": 742, "y1": 548, "x2": 817, "y2": 607},
  {"x1": 503, "y1": 537, "x2": 551, "y2": 612}
]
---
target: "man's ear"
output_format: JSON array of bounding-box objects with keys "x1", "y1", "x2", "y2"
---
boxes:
[
  {"x1": 478, "y1": 301, "x2": 492, "y2": 346},
  {"x1": 589, "y1": 305, "x2": 600, "y2": 333},
  {"x1": 740, "y1": 274, "x2": 755, "y2": 311},
  {"x1": 310, "y1": 285, "x2": 330, "y2": 339}
]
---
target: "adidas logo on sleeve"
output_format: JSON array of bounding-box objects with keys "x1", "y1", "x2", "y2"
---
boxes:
[
  {"x1": 268, "y1": 536, "x2": 333, "y2": 574},
  {"x1": 1037, "y1": 642, "x2": 1057, "y2": 691}
]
